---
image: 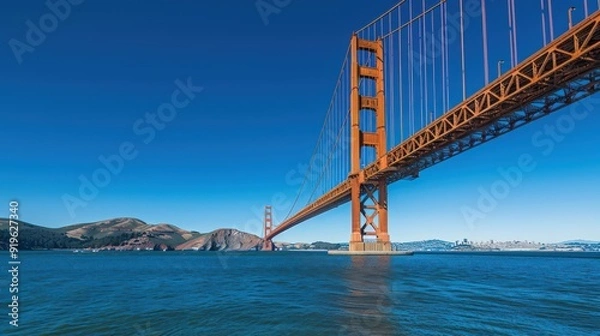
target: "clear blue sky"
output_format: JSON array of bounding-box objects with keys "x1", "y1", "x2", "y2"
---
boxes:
[{"x1": 1, "y1": 0, "x2": 598, "y2": 243}]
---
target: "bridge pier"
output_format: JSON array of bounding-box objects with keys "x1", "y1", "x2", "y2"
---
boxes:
[
  {"x1": 349, "y1": 178, "x2": 391, "y2": 252},
  {"x1": 262, "y1": 239, "x2": 274, "y2": 251}
]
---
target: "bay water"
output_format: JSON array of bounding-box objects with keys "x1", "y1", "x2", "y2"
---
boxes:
[{"x1": 1, "y1": 251, "x2": 599, "y2": 335}]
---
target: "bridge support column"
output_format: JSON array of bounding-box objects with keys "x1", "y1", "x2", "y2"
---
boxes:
[
  {"x1": 348, "y1": 35, "x2": 391, "y2": 252},
  {"x1": 349, "y1": 178, "x2": 391, "y2": 252},
  {"x1": 262, "y1": 240, "x2": 274, "y2": 251},
  {"x1": 262, "y1": 205, "x2": 274, "y2": 251}
]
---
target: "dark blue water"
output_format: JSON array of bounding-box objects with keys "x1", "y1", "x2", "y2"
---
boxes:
[{"x1": 1, "y1": 251, "x2": 599, "y2": 335}]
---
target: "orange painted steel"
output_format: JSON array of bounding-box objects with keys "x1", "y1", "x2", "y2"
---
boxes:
[
  {"x1": 265, "y1": 11, "x2": 600, "y2": 243},
  {"x1": 349, "y1": 35, "x2": 391, "y2": 251},
  {"x1": 262, "y1": 205, "x2": 274, "y2": 251}
]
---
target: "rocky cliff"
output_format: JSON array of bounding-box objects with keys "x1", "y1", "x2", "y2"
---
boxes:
[{"x1": 176, "y1": 229, "x2": 262, "y2": 251}]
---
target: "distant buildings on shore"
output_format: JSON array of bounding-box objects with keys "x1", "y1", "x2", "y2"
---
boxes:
[
  {"x1": 418, "y1": 239, "x2": 600, "y2": 252},
  {"x1": 276, "y1": 239, "x2": 600, "y2": 252}
]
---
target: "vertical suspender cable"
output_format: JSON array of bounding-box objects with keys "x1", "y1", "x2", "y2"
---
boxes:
[
  {"x1": 325, "y1": 112, "x2": 328, "y2": 193},
  {"x1": 584, "y1": 0, "x2": 589, "y2": 17},
  {"x1": 314, "y1": 142, "x2": 318, "y2": 199},
  {"x1": 340, "y1": 65, "x2": 344, "y2": 186},
  {"x1": 440, "y1": 2, "x2": 446, "y2": 113},
  {"x1": 325, "y1": 107, "x2": 328, "y2": 192},
  {"x1": 511, "y1": 0, "x2": 518, "y2": 65},
  {"x1": 321, "y1": 126, "x2": 324, "y2": 195},
  {"x1": 340, "y1": 56, "x2": 350, "y2": 180},
  {"x1": 345, "y1": 59, "x2": 349, "y2": 178},
  {"x1": 336, "y1": 82, "x2": 339, "y2": 185},
  {"x1": 333, "y1": 110, "x2": 335, "y2": 189},
  {"x1": 340, "y1": 74, "x2": 344, "y2": 184},
  {"x1": 325, "y1": 111, "x2": 328, "y2": 192},
  {"x1": 329, "y1": 111, "x2": 332, "y2": 191},
  {"x1": 460, "y1": 0, "x2": 467, "y2": 100},
  {"x1": 547, "y1": 0, "x2": 554, "y2": 41},
  {"x1": 389, "y1": 14, "x2": 395, "y2": 147},
  {"x1": 481, "y1": 0, "x2": 490, "y2": 85},
  {"x1": 342, "y1": 79, "x2": 344, "y2": 184},
  {"x1": 432, "y1": 10, "x2": 437, "y2": 119},
  {"x1": 419, "y1": 5, "x2": 424, "y2": 130},
  {"x1": 328, "y1": 107, "x2": 331, "y2": 191},
  {"x1": 342, "y1": 61, "x2": 345, "y2": 180},
  {"x1": 315, "y1": 139, "x2": 319, "y2": 198},
  {"x1": 445, "y1": 1, "x2": 450, "y2": 111},
  {"x1": 422, "y1": 0, "x2": 428, "y2": 126},
  {"x1": 345, "y1": 57, "x2": 349, "y2": 179},
  {"x1": 507, "y1": 0, "x2": 514, "y2": 68},
  {"x1": 407, "y1": 0, "x2": 415, "y2": 136},
  {"x1": 541, "y1": 0, "x2": 547, "y2": 46},
  {"x1": 333, "y1": 97, "x2": 336, "y2": 188},
  {"x1": 334, "y1": 88, "x2": 336, "y2": 187},
  {"x1": 333, "y1": 92, "x2": 336, "y2": 187},
  {"x1": 439, "y1": 4, "x2": 444, "y2": 115},
  {"x1": 399, "y1": 7, "x2": 404, "y2": 143}
]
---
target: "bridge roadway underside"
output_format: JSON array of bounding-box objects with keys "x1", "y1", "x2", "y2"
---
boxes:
[{"x1": 266, "y1": 11, "x2": 600, "y2": 243}]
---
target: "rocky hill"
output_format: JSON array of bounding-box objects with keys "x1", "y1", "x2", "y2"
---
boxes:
[
  {"x1": 0, "y1": 218, "x2": 261, "y2": 251},
  {"x1": 176, "y1": 229, "x2": 262, "y2": 251}
]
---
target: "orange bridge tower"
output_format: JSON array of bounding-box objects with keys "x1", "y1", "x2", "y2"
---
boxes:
[{"x1": 349, "y1": 35, "x2": 391, "y2": 252}]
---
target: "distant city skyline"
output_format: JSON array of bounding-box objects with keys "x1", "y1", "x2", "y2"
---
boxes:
[{"x1": 1, "y1": 1, "x2": 599, "y2": 244}]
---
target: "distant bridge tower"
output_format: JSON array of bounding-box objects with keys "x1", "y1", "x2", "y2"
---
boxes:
[
  {"x1": 263, "y1": 205, "x2": 274, "y2": 251},
  {"x1": 349, "y1": 35, "x2": 391, "y2": 252}
]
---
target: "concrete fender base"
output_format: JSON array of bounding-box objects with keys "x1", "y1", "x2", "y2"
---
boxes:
[{"x1": 327, "y1": 250, "x2": 414, "y2": 256}]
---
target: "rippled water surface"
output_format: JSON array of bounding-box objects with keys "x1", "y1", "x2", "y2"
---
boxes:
[{"x1": 2, "y1": 251, "x2": 599, "y2": 335}]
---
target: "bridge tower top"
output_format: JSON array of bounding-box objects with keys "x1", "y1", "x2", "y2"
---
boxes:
[
  {"x1": 350, "y1": 34, "x2": 388, "y2": 176},
  {"x1": 264, "y1": 205, "x2": 273, "y2": 237}
]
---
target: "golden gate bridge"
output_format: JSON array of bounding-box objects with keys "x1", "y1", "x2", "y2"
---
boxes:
[{"x1": 262, "y1": 0, "x2": 600, "y2": 252}]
